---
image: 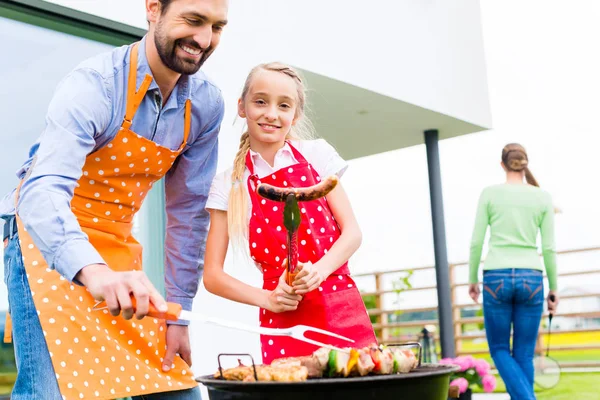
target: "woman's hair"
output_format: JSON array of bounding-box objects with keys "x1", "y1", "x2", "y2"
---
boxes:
[
  {"x1": 228, "y1": 62, "x2": 315, "y2": 249},
  {"x1": 501, "y1": 143, "x2": 539, "y2": 187}
]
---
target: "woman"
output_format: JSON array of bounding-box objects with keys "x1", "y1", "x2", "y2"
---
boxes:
[{"x1": 468, "y1": 143, "x2": 559, "y2": 400}]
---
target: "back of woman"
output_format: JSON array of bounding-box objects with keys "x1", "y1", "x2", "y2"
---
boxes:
[
  {"x1": 468, "y1": 144, "x2": 559, "y2": 400},
  {"x1": 474, "y1": 183, "x2": 555, "y2": 280}
]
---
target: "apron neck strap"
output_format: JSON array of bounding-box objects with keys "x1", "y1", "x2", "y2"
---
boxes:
[
  {"x1": 245, "y1": 149, "x2": 255, "y2": 176},
  {"x1": 285, "y1": 140, "x2": 308, "y2": 164},
  {"x1": 180, "y1": 99, "x2": 191, "y2": 148},
  {"x1": 123, "y1": 42, "x2": 153, "y2": 130},
  {"x1": 245, "y1": 140, "x2": 308, "y2": 177}
]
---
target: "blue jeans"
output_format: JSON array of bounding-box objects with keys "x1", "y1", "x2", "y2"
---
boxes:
[
  {"x1": 3, "y1": 217, "x2": 200, "y2": 400},
  {"x1": 483, "y1": 268, "x2": 544, "y2": 400}
]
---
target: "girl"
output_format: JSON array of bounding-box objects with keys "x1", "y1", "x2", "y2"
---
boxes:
[
  {"x1": 203, "y1": 62, "x2": 376, "y2": 363},
  {"x1": 468, "y1": 143, "x2": 559, "y2": 400}
]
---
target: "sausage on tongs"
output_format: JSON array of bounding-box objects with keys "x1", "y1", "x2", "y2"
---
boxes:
[{"x1": 256, "y1": 175, "x2": 339, "y2": 202}]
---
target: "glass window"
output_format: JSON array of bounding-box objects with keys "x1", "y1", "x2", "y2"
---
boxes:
[
  {"x1": 0, "y1": 13, "x2": 116, "y2": 314},
  {"x1": 0, "y1": 15, "x2": 162, "y2": 389}
]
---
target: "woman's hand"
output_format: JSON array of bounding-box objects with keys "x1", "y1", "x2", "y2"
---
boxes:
[
  {"x1": 265, "y1": 270, "x2": 302, "y2": 313},
  {"x1": 469, "y1": 283, "x2": 481, "y2": 303},
  {"x1": 547, "y1": 290, "x2": 559, "y2": 314},
  {"x1": 290, "y1": 261, "x2": 326, "y2": 295}
]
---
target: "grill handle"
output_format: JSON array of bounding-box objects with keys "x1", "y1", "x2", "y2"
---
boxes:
[{"x1": 217, "y1": 353, "x2": 259, "y2": 382}]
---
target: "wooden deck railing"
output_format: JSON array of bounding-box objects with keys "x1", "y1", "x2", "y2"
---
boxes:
[{"x1": 356, "y1": 246, "x2": 600, "y2": 367}]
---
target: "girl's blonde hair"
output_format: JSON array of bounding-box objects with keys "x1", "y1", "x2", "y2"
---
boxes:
[
  {"x1": 501, "y1": 143, "x2": 539, "y2": 187},
  {"x1": 228, "y1": 62, "x2": 315, "y2": 249}
]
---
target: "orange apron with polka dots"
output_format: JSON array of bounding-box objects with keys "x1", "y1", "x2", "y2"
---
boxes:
[{"x1": 13, "y1": 43, "x2": 197, "y2": 399}]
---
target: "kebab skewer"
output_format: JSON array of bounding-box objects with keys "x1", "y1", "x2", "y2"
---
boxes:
[{"x1": 215, "y1": 344, "x2": 419, "y2": 382}]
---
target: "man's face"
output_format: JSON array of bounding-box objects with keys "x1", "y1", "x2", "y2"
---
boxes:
[{"x1": 150, "y1": 0, "x2": 228, "y2": 75}]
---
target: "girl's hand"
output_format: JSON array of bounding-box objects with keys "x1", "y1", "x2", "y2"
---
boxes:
[
  {"x1": 265, "y1": 270, "x2": 302, "y2": 313},
  {"x1": 468, "y1": 283, "x2": 480, "y2": 303},
  {"x1": 291, "y1": 261, "x2": 326, "y2": 295}
]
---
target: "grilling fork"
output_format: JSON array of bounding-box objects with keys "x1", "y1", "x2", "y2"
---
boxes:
[{"x1": 92, "y1": 299, "x2": 354, "y2": 351}]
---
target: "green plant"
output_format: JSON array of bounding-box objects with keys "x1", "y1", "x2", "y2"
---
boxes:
[
  {"x1": 392, "y1": 270, "x2": 414, "y2": 300},
  {"x1": 362, "y1": 294, "x2": 378, "y2": 324}
]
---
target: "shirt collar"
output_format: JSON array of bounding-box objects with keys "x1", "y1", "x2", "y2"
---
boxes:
[
  {"x1": 135, "y1": 35, "x2": 192, "y2": 110},
  {"x1": 249, "y1": 141, "x2": 295, "y2": 162}
]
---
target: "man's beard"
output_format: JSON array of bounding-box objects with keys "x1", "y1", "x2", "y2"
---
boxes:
[{"x1": 154, "y1": 23, "x2": 213, "y2": 75}]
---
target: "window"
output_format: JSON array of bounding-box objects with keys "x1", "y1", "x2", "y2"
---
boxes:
[{"x1": 0, "y1": 8, "x2": 163, "y2": 390}]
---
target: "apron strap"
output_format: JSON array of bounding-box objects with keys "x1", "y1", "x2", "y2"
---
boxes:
[
  {"x1": 180, "y1": 99, "x2": 192, "y2": 149},
  {"x1": 285, "y1": 140, "x2": 309, "y2": 164},
  {"x1": 123, "y1": 43, "x2": 153, "y2": 130},
  {"x1": 245, "y1": 141, "x2": 306, "y2": 176},
  {"x1": 245, "y1": 150, "x2": 255, "y2": 175}
]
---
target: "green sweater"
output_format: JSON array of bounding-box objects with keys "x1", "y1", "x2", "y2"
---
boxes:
[{"x1": 469, "y1": 183, "x2": 557, "y2": 290}]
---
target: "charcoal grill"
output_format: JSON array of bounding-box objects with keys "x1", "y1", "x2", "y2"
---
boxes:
[{"x1": 196, "y1": 344, "x2": 460, "y2": 400}]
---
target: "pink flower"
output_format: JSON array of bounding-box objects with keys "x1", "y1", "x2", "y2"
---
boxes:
[
  {"x1": 482, "y1": 374, "x2": 497, "y2": 393},
  {"x1": 450, "y1": 377, "x2": 469, "y2": 394},
  {"x1": 463, "y1": 355, "x2": 476, "y2": 369},
  {"x1": 474, "y1": 359, "x2": 491, "y2": 376},
  {"x1": 452, "y1": 356, "x2": 472, "y2": 372}
]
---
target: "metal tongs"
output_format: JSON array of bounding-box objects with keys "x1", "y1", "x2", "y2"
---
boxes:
[
  {"x1": 283, "y1": 193, "x2": 301, "y2": 285},
  {"x1": 255, "y1": 176, "x2": 339, "y2": 285},
  {"x1": 92, "y1": 299, "x2": 354, "y2": 351}
]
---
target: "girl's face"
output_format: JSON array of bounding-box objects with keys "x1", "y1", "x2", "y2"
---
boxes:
[{"x1": 238, "y1": 70, "x2": 299, "y2": 146}]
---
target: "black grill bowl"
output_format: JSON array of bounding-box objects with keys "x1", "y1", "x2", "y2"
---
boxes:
[{"x1": 197, "y1": 364, "x2": 460, "y2": 400}]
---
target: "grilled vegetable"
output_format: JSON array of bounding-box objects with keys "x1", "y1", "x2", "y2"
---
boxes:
[
  {"x1": 370, "y1": 346, "x2": 394, "y2": 375},
  {"x1": 345, "y1": 349, "x2": 360, "y2": 377},
  {"x1": 391, "y1": 348, "x2": 418, "y2": 373},
  {"x1": 257, "y1": 175, "x2": 339, "y2": 202},
  {"x1": 248, "y1": 343, "x2": 416, "y2": 381},
  {"x1": 327, "y1": 349, "x2": 350, "y2": 377}
]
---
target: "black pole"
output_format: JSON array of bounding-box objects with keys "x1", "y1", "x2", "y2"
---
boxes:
[{"x1": 424, "y1": 129, "x2": 455, "y2": 358}]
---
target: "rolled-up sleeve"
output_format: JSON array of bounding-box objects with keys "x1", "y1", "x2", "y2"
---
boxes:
[
  {"x1": 18, "y1": 68, "x2": 112, "y2": 282},
  {"x1": 164, "y1": 93, "x2": 224, "y2": 318}
]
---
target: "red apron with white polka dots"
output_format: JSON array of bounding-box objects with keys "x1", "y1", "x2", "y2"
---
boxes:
[
  {"x1": 12, "y1": 43, "x2": 197, "y2": 399},
  {"x1": 246, "y1": 143, "x2": 377, "y2": 364}
]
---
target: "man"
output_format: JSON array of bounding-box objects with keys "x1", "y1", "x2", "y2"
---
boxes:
[{"x1": 0, "y1": 0, "x2": 228, "y2": 398}]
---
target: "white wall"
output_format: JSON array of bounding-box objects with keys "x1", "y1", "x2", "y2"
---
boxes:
[{"x1": 44, "y1": 0, "x2": 492, "y2": 166}]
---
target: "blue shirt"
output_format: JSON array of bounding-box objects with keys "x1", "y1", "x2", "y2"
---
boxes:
[{"x1": 0, "y1": 36, "x2": 224, "y2": 314}]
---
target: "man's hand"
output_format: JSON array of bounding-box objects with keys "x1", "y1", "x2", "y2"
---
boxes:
[
  {"x1": 469, "y1": 283, "x2": 481, "y2": 303},
  {"x1": 76, "y1": 263, "x2": 167, "y2": 320},
  {"x1": 162, "y1": 325, "x2": 192, "y2": 372}
]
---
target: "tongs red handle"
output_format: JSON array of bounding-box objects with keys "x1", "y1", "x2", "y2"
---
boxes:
[{"x1": 93, "y1": 296, "x2": 182, "y2": 321}]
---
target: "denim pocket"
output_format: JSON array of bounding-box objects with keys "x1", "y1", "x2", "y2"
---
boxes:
[
  {"x1": 483, "y1": 278, "x2": 505, "y2": 304},
  {"x1": 521, "y1": 277, "x2": 544, "y2": 305}
]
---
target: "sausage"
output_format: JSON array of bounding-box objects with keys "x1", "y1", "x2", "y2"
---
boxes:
[{"x1": 256, "y1": 175, "x2": 339, "y2": 202}]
